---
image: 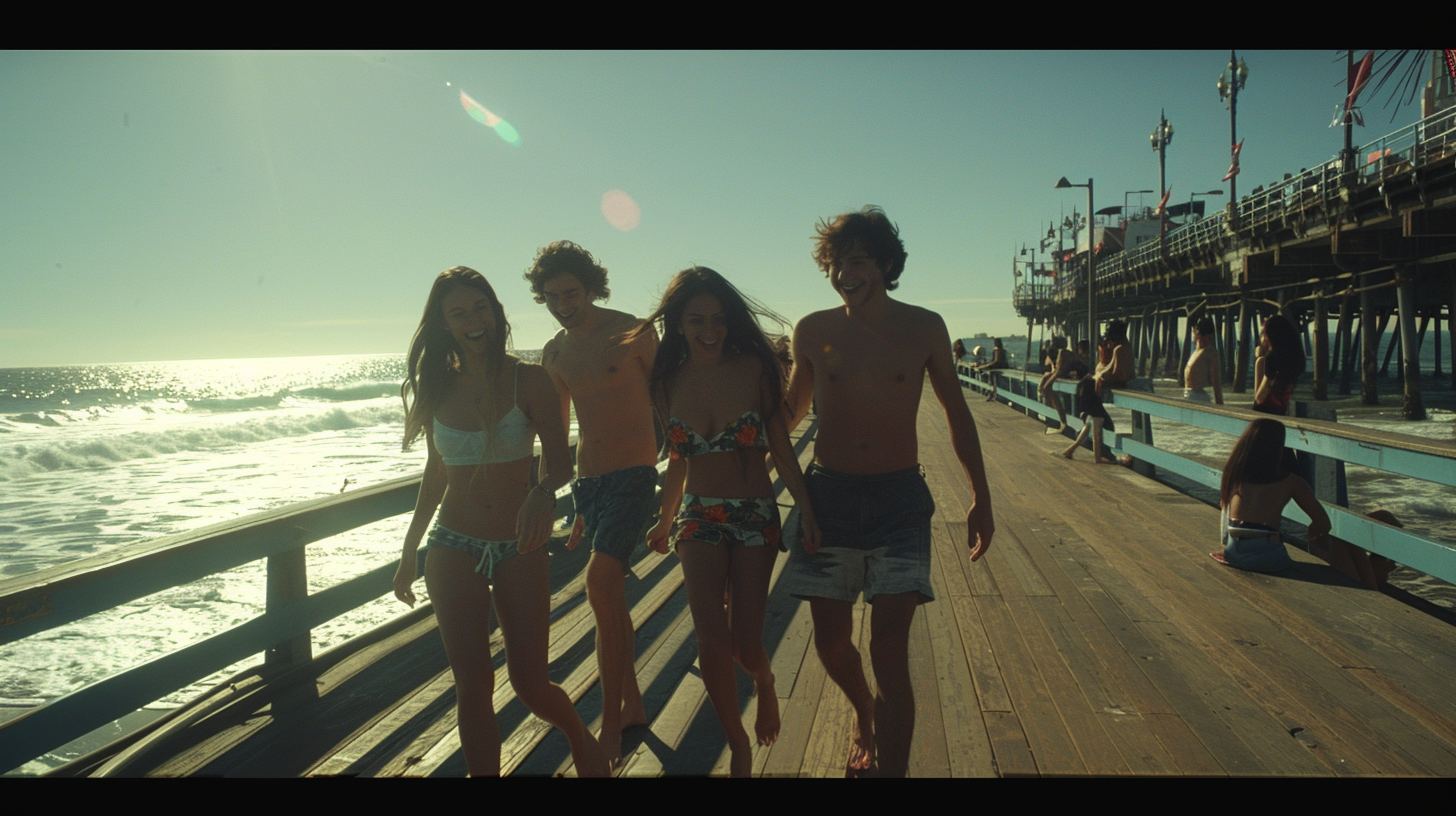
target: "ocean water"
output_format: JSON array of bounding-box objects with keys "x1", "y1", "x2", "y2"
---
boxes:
[{"x1": 0, "y1": 353, "x2": 553, "y2": 774}]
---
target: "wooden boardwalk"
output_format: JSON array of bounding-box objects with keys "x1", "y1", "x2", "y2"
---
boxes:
[{"x1": 67, "y1": 382, "x2": 1456, "y2": 777}]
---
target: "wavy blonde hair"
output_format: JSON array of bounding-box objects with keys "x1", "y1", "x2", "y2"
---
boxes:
[{"x1": 401, "y1": 267, "x2": 512, "y2": 451}]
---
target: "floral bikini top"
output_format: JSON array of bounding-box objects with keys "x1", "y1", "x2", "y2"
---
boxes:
[{"x1": 667, "y1": 410, "x2": 768, "y2": 459}]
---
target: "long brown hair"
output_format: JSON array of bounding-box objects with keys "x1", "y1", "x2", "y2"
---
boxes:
[
  {"x1": 401, "y1": 267, "x2": 512, "y2": 451},
  {"x1": 630, "y1": 267, "x2": 788, "y2": 421},
  {"x1": 1220, "y1": 419, "x2": 1288, "y2": 508}
]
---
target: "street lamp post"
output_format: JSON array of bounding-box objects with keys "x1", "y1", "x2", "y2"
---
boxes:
[
  {"x1": 1056, "y1": 176, "x2": 1095, "y2": 344},
  {"x1": 1217, "y1": 51, "x2": 1250, "y2": 227},
  {"x1": 1149, "y1": 110, "x2": 1174, "y2": 235},
  {"x1": 1125, "y1": 189, "x2": 1153, "y2": 223},
  {"x1": 1188, "y1": 189, "x2": 1224, "y2": 220}
]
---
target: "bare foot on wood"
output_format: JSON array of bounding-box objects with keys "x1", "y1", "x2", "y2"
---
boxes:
[
  {"x1": 847, "y1": 711, "x2": 876, "y2": 771},
  {"x1": 1055, "y1": 449, "x2": 1074, "y2": 460},
  {"x1": 622, "y1": 697, "x2": 648, "y2": 730},
  {"x1": 754, "y1": 674, "x2": 780, "y2": 746},
  {"x1": 574, "y1": 731, "x2": 612, "y2": 778}
]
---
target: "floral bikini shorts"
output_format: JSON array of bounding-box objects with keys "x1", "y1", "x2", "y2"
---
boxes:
[{"x1": 671, "y1": 494, "x2": 784, "y2": 552}]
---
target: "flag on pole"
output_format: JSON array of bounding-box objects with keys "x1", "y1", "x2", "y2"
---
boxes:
[
  {"x1": 1153, "y1": 187, "x2": 1172, "y2": 216},
  {"x1": 1223, "y1": 139, "x2": 1244, "y2": 182},
  {"x1": 1345, "y1": 51, "x2": 1374, "y2": 116}
]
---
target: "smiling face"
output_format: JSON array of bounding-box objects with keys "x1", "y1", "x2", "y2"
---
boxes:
[
  {"x1": 542, "y1": 272, "x2": 592, "y2": 329},
  {"x1": 680, "y1": 293, "x2": 727, "y2": 360},
  {"x1": 831, "y1": 245, "x2": 886, "y2": 308},
  {"x1": 441, "y1": 284, "x2": 498, "y2": 354}
]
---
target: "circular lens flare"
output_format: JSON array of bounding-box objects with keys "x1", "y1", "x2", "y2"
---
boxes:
[{"x1": 601, "y1": 190, "x2": 641, "y2": 232}]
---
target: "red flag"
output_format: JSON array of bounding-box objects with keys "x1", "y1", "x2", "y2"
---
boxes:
[
  {"x1": 1345, "y1": 51, "x2": 1374, "y2": 115},
  {"x1": 1223, "y1": 139, "x2": 1244, "y2": 182},
  {"x1": 1153, "y1": 187, "x2": 1172, "y2": 215}
]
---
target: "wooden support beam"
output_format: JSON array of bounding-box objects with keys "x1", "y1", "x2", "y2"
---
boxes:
[
  {"x1": 1450, "y1": 274, "x2": 1456, "y2": 389},
  {"x1": 1313, "y1": 296, "x2": 1328, "y2": 401},
  {"x1": 1403, "y1": 207, "x2": 1456, "y2": 237},
  {"x1": 1274, "y1": 245, "x2": 1334, "y2": 266},
  {"x1": 1234, "y1": 300, "x2": 1251, "y2": 394},
  {"x1": 1395, "y1": 269, "x2": 1427, "y2": 420},
  {"x1": 1335, "y1": 291, "x2": 1354, "y2": 396},
  {"x1": 1361, "y1": 286, "x2": 1379, "y2": 406}
]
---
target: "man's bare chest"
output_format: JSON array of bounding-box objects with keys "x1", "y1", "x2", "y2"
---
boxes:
[
  {"x1": 553, "y1": 340, "x2": 638, "y2": 394},
  {"x1": 814, "y1": 331, "x2": 926, "y2": 391}
]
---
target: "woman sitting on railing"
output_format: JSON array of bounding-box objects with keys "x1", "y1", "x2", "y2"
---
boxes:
[
  {"x1": 1212, "y1": 418, "x2": 1331, "y2": 573},
  {"x1": 1254, "y1": 314, "x2": 1305, "y2": 416},
  {"x1": 1060, "y1": 322, "x2": 1131, "y2": 464},
  {"x1": 393, "y1": 267, "x2": 609, "y2": 778},
  {"x1": 636, "y1": 267, "x2": 821, "y2": 778},
  {"x1": 1037, "y1": 336, "x2": 1086, "y2": 432}
]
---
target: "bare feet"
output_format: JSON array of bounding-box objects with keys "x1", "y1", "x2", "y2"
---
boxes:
[
  {"x1": 754, "y1": 674, "x2": 780, "y2": 746},
  {"x1": 622, "y1": 697, "x2": 649, "y2": 730},
  {"x1": 848, "y1": 706, "x2": 876, "y2": 771},
  {"x1": 729, "y1": 738, "x2": 754, "y2": 778},
  {"x1": 1056, "y1": 448, "x2": 1074, "y2": 460},
  {"x1": 599, "y1": 724, "x2": 623, "y2": 768},
  {"x1": 574, "y1": 731, "x2": 612, "y2": 778},
  {"x1": 600, "y1": 699, "x2": 649, "y2": 767}
]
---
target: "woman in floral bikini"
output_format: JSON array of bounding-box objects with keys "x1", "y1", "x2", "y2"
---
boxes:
[{"x1": 636, "y1": 267, "x2": 821, "y2": 777}]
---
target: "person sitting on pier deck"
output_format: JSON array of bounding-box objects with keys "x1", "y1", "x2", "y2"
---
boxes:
[
  {"x1": 784, "y1": 206, "x2": 995, "y2": 777},
  {"x1": 526, "y1": 242, "x2": 655, "y2": 765},
  {"x1": 393, "y1": 267, "x2": 609, "y2": 777},
  {"x1": 1212, "y1": 418, "x2": 1331, "y2": 573},
  {"x1": 636, "y1": 267, "x2": 822, "y2": 778},
  {"x1": 1254, "y1": 314, "x2": 1304, "y2": 416},
  {"x1": 1184, "y1": 317, "x2": 1224, "y2": 405},
  {"x1": 1060, "y1": 320, "x2": 1132, "y2": 464}
]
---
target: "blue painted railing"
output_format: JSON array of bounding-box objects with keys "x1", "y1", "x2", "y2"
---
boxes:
[{"x1": 960, "y1": 366, "x2": 1456, "y2": 586}]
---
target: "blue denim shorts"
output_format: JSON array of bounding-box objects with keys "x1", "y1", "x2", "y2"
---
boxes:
[
  {"x1": 572, "y1": 465, "x2": 658, "y2": 567},
  {"x1": 784, "y1": 464, "x2": 935, "y2": 604},
  {"x1": 427, "y1": 523, "x2": 518, "y2": 583}
]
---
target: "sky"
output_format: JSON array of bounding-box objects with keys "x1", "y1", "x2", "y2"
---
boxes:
[{"x1": 0, "y1": 50, "x2": 1430, "y2": 367}]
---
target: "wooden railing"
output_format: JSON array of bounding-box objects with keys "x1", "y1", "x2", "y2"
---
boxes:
[
  {"x1": 0, "y1": 456, "x2": 634, "y2": 774},
  {"x1": 960, "y1": 366, "x2": 1456, "y2": 586}
]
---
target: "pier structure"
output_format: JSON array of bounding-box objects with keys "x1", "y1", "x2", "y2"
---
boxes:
[{"x1": 1014, "y1": 97, "x2": 1456, "y2": 420}]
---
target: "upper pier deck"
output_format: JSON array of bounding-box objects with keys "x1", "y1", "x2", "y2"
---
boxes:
[{"x1": 10, "y1": 380, "x2": 1456, "y2": 776}]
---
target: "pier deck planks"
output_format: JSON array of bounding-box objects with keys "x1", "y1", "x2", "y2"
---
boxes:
[{"x1": 70, "y1": 386, "x2": 1456, "y2": 777}]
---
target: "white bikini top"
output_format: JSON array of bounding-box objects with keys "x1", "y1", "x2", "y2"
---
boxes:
[{"x1": 433, "y1": 362, "x2": 534, "y2": 465}]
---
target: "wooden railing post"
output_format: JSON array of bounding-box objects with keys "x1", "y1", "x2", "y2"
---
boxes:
[
  {"x1": 1130, "y1": 408, "x2": 1156, "y2": 478},
  {"x1": 1293, "y1": 401, "x2": 1348, "y2": 508},
  {"x1": 266, "y1": 532, "x2": 312, "y2": 669}
]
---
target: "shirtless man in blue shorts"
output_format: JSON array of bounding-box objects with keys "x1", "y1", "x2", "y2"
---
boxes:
[
  {"x1": 784, "y1": 207, "x2": 995, "y2": 777},
  {"x1": 527, "y1": 242, "x2": 655, "y2": 766}
]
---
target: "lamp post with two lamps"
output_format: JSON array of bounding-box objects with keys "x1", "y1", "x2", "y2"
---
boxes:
[{"x1": 1055, "y1": 176, "x2": 1095, "y2": 345}]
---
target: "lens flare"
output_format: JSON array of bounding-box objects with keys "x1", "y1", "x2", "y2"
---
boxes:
[
  {"x1": 460, "y1": 90, "x2": 521, "y2": 147},
  {"x1": 601, "y1": 189, "x2": 641, "y2": 232}
]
